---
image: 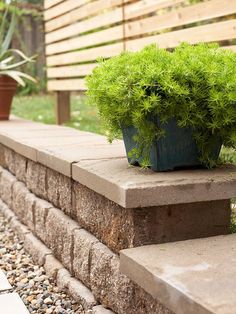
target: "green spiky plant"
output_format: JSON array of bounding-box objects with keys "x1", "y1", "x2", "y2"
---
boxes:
[
  {"x1": 86, "y1": 43, "x2": 236, "y2": 168},
  {"x1": 0, "y1": 7, "x2": 36, "y2": 86}
]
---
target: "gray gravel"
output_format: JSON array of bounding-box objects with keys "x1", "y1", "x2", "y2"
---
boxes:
[{"x1": 0, "y1": 212, "x2": 85, "y2": 314}]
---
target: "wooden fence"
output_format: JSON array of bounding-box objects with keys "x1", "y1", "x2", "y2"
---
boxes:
[{"x1": 44, "y1": 0, "x2": 236, "y2": 124}]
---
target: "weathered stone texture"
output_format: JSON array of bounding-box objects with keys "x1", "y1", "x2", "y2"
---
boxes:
[
  {"x1": 4, "y1": 146, "x2": 15, "y2": 174},
  {"x1": 0, "y1": 169, "x2": 16, "y2": 208},
  {"x1": 72, "y1": 182, "x2": 135, "y2": 253},
  {"x1": 24, "y1": 233, "x2": 52, "y2": 266},
  {"x1": 15, "y1": 153, "x2": 27, "y2": 182},
  {"x1": 44, "y1": 254, "x2": 64, "y2": 281},
  {"x1": 92, "y1": 305, "x2": 114, "y2": 314},
  {"x1": 68, "y1": 278, "x2": 97, "y2": 310},
  {"x1": 45, "y1": 207, "x2": 80, "y2": 273},
  {"x1": 26, "y1": 160, "x2": 47, "y2": 199},
  {"x1": 90, "y1": 242, "x2": 133, "y2": 314},
  {"x1": 73, "y1": 182, "x2": 231, "y2": 253},
  {"x1": 0, "y1": 144, "x2": 7, "y2": 168},
  {"x1": 73, "y1": 229, "x2": 99, "y2": 288},
  {"x1": 57, "y1": 268, "x2": 71, "y2": 291},
  {"x1": 34, "y1": 198, "x2": 52, "y2": 243},
  {"x1": 47, "y1": 168, "x2": 72, "y2": 215}
]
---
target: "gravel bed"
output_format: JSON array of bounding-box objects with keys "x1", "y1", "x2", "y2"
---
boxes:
[{"x1": 0, "y1": 212, "x2": 85, "y2": 314}]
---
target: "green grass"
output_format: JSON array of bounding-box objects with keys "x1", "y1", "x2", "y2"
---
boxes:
[{"x1": 12, "y1": 94, "x2": 106, "y2": 135}]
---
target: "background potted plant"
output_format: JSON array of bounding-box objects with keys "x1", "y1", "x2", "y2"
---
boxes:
[
  {"x1": 0, "y1": 8, "x2": 36, "y2": 120},
  {"x1": 86, "y1": 43, "x2": 236, "y2": 171}
]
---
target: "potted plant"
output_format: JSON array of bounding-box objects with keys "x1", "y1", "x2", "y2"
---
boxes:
[
  {"x1": 86, "y1": 43, "x2": 236, "y2": 171},
  {"x1": 0, "y1": 8, "x2": 36, "y2": 120}
]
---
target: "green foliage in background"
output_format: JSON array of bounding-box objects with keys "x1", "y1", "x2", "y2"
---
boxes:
[{"x1": 86, "y1": 43, "x2": 236, "y2": 168}]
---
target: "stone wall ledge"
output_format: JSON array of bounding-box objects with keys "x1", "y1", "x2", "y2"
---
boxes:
[
  {"x1": 0, "y1": 117, "x2": 235, "y2": 209},
  {"x1": 120, "y1": 234, "x2": 236, "y2": 314}
]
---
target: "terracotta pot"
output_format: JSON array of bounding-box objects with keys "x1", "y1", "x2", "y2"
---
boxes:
[{"x1": 0, "y1": 75, "x2": 17, "y2": 120}]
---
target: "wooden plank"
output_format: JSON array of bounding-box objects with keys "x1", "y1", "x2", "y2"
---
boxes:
[
  {"x1": 48, "y1": 79, "x2": 86, "y2": 91},
  {"x1": 46, "y1": 25, "x2": 123, "y2": 55},
  {"x1": 47, "y1": 63, "x2": 97, "y2": 78},
  {"x1": 125, "y1": 0, "x2": 236, "y2": 38},
  {"x1": 44, "y1": 0, "x2": 64, "y2": 10},
  {"x1": 45, "y1": 0, "x2": 128, "y2": 32},
  {"x1": 222, "y1": 45, "x2": 236, "y2": 52},
  {"x1": 44, "y1": 0, "x2": 87, "y2": 21},
  {"x1": 125, "y1": 0, "x2": 185, "y2": 20},
  {"x1": 46, "y1": 42, "x2": 123, "y2": 66},
  {"x1": 46, "y1": 8, "x2": 123, "y2": 44},
  {"x1": 126, "y1": 19, "x2": 236, "y2": 51},
  {"x1": 56, "y1": 91, "x2": 71, "y2": 125}
]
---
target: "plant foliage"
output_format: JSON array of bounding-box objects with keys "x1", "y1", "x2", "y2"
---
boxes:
[
  {"x1": 86, "y1": 43, "x2": 236, "y2": 168},
  {"x1": 0, "y1": 7, "x2": 36, "y2": 86}
]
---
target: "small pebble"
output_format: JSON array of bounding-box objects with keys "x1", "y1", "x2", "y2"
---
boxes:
[{"x1": 0, "y1": 211, "x2": 85, "y2": 313}]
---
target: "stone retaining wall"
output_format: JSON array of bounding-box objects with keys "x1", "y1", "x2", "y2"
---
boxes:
[
  {"x1": 0, "y1": 151, "x2": 171, "y2": 314},
  {"x1": 0, "y1": 144, "x2": 230, "y2": 254},
  {"x1": 0, "y1": 119, "x2": 235, "y2": 314}
]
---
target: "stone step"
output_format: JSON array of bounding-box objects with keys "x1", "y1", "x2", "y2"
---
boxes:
[{"x1": 120, "y1": 234, "x2": 236, "y2": 314}]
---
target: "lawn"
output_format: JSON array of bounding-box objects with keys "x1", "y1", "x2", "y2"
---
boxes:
[
  {"x1": 12, "y1": 94, "x2": 106, "y2": 135},
  {"x1": 12, "y1": 94, "x2": 236, "y2": 164}
]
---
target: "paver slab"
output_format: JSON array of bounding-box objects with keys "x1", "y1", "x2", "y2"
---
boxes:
[
  {"x1": 0, "y1": 293, "x2": 29, "y2": 314},
  {"x1": 120, "y1": 234, "x2": 236, "y2": 314},
  {"x1": 72, "y1": 158, "x2": 236, "y2": 208},
  {"x1": 0, "y1": 270, "x2": 12, "y2": 291}
]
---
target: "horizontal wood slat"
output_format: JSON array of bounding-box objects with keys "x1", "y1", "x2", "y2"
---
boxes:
[
  {"x1": 45, "y1": 0, "x2": 128, "y2": 32},
  {"x1": 47, "y1": 64, "x2": 97, "y2": 78},
  {"x1": 222, "y1": 45, "x2": 236, "y2": 52},
  {"x1": 47, "y1": 43, "x2": 123, "y2": 66},
  {"x1": 45, "y1": 0, "x2": 236, "y2": 92},
  {"x1": 46, "y1": 25, "x2": 123, "y2": 55},
  {"x1": 125, "y1": 0, "x2": 185, "y2": 20},
  {"x1": 46, "y1": 8, "x2": 123, "y2": 44},
  {"x1": 48, "y1": 79, "x2": 86, "y2": 91},
  {"x1": 44, "y1": 0, "x2": 87, "y2": 21},
  {"x1": 125, "y1": 0, "x2": 236, "y2": 38},
  {"x1": 126, "y1": 19, "x2": 236, "y2": 51},
  {"x1": 44, "y1": 0, "x2": 64, "y2": 10}
]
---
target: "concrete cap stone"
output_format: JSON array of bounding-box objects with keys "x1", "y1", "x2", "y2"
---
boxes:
[
  {"x1": 72, "y1": 158, "x2": 236, "y2": 208},
  {"x1": 120, "y1": 234, "x2": 236, "y2": 314}
]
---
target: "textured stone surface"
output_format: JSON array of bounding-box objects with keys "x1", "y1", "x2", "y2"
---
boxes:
[
  {"x1": 57, "y1": 268, "x2": 71, "y2": 290},
  {"x1": 12, "y1": 181, "x2": 28, "y2": 223},
  {"x1": 90, "y1": 242, "x2": 133, "y2": 314},
  {"x1": 73, "y1": 229, "x2": 99, "y2": 288},
  {"x1": 73, "y1": 182, "x2": 231, "y2": 253},
  {"x1": 14, "y1": 153, "x2": 27, "y2": 182},
  {"x1": 4, "y1": 146, "x2": 15, "y2": 174},
  {"x1": 44, "y1": 254, "x2": 64, "y2": 281},
  {"x1": 72, "y1": 159, "x2": 236, "y2": 208},
  {"x1": 92, "y1": 305, "x2": 114, "y2": 314},
  {"x1": 47, "y1": 168, "x2": 72, "y2": 215},
  {"x1": 68, "y1": 278, "x2": 97, "y2": 310},
  {"x1": 0, "y1": 143, "x2": 7, "y2": 168},
  {"x1": 9, "y1": 217, "x2": 30, "y2": 242},
  {"x1": 34, "y1": 198, "x2": 52, "y2": 243},
  {"x1": 26, "y1": 160, "x2": 47, "y2": 199},
  {"x1": 0, "y1": 169, "x2": 16, "y2": 208},
  {"x1": 24, "y1": 233, "x2": 52, "y2": 266},
  {"x1": 45, "y1": 207, "x2": 80, "y2": 273},
  {"x1": 120, "y1": 235, "x2": 236, "y2": 314},
  {"x1": 72, "y1": 182, "x2": 134, "y2": 253}
]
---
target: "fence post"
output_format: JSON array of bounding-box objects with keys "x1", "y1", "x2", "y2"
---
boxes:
[{"x1": 55, "y1": 91, "x2": 71, "y2": 125}]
